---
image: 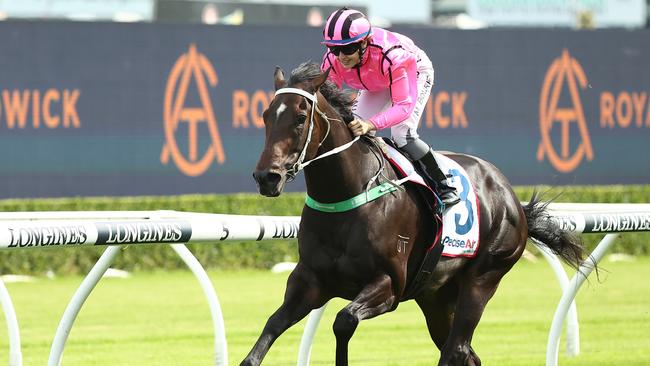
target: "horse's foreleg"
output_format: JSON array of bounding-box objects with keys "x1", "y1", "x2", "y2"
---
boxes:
[
  {"x1": 333, "y1": 274, "x2": 396, "y2": 366},
  {"x1": 241, "y1": 263, "x2": 327, "y2": 366}
]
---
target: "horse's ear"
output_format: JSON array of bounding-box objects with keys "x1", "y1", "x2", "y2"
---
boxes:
[
  {"x1": 312, "y1": 67, "x2": 331, "y2": 91},
  {"x1": 274, "y1": 66, "x2": 287, "y2": 90}
]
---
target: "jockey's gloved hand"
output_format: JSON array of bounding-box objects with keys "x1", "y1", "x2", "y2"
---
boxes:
[{"x1": 348, "y1": 119, "x2": 376, "y2": 137}]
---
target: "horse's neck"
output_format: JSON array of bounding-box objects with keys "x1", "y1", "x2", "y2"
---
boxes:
[{"x1": 304, "y1": 122, "x2": 381, "y2": 203}]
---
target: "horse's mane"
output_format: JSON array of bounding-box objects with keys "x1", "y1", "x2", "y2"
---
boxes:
[{"x1": 288, "y1": 62, "x2": 355, "y2": 123}]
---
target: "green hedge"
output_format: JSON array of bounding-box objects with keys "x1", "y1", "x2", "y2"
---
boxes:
[{"x1": 0, "y1": 185, "x2": 648, "y2": 275}]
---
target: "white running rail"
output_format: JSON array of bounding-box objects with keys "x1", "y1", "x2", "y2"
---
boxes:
[
  {"x1": 1, "y1": 204, "x2": 649, "y2": 366},
  {"x1": 0, "y1": 210, "x2": 300, "y2": 366}
]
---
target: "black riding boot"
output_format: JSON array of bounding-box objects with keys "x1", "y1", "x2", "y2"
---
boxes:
[{"x1": 416, "y1": 149, "x2": 461, "y2": 208}]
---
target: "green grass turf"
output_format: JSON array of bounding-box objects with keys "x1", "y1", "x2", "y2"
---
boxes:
[{"x1": 1, "y1": 255, "x2": 649, "y2": 365}]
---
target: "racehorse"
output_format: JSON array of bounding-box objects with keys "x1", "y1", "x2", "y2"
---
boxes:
[{"x1": 246, "y1": 62, "x2": 584, "y2": 366}]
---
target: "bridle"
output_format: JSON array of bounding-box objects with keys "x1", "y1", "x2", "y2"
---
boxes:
[
  {"x1": 274, "y1": 87, "x2": 410, "y2": 209},
  {"x1": 274, "y1": 87, "x2": 360, "y2": 180}
]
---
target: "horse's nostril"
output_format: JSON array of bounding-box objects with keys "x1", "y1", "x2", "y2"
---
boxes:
[
  {"x1": 253, "y1": 169, "x2": 285, "y2": 196},
  {"x1": 253, "y1": 170, "x2": 282, "y2": 186},
  {"x1": 264, "y1": 172, "x2": 282, "y2": 186},
  {"x1": 252, "y1": 171, "x2": 262, "y2": 184},
  {"x1": 253, "y1": 170, "x2": 266, "y2": 182}
]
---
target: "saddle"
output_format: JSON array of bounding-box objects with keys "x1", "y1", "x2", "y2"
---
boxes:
[{"x1": 376, "y1": 137, "x2": 442, "y2": 214}]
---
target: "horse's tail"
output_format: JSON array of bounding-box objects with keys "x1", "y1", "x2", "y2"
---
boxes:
[{"x1": 522, "y1": 191, "x2": 584, "y2": 269}]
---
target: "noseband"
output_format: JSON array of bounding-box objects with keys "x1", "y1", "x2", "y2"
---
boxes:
[{"x1": 274, "y1": 87, "x2": 359, "y2": 180}]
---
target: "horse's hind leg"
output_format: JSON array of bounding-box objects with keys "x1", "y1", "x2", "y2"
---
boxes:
[
  {"x1": 333, "y1": 274, "x2": 396, "y2": 366},
  {"x1": 415, "y1": 280, "x2": 459, "y2": 350},
  {"x1": 241, "y1": 263, "x2": 328, "y2": 366},
  {"x1": 438, "y1": 251, "x2": 522, "y2": 366}
]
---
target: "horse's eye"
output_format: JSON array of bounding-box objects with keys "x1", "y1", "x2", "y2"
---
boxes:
[{"x1": 296, "y1": 114, "x2": 308, "y2": 124}]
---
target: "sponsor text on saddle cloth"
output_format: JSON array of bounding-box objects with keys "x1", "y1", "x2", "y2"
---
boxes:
[{"x1": 383, "y1": 144, "x2": 480, "y2": 257}]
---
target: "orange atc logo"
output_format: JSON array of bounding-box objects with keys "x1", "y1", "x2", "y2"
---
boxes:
[
  {"x1": 537, "y1": 49, "x2": 594, "y2": 173},
  {"x1": 161, "y1": 44, "x2": 225, "y2": 177}
]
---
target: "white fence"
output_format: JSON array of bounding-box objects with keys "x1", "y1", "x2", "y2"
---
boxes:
[
  {"x1": 0, "y1": 210, "x2": 300, "y2": 366},
  {"x1": 0, "y1": 204, "x2": 649, "y2": 366},
  {"x1": 541, "y1": 204, "x2": 650, "y2": 366}
]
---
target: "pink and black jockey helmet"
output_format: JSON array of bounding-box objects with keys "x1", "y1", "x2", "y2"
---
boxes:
[{"x1": 322, "y1": 8, "x2": 372, "y2": 46}]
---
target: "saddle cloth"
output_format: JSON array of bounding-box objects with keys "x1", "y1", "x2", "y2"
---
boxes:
[{"x1": 382, "y1": 143, "x2": 480, "y2": 258}]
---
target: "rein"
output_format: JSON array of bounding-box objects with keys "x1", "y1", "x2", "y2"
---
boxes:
[{"x1": 274, "y1": 87, "x2": 360, "y2": 180}]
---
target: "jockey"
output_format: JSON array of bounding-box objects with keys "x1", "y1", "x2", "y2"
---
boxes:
[{"x1": 320, "y1": 7, "x2": 460, "y2": 208}]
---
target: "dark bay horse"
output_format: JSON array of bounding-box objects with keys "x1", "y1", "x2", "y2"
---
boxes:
[{"x1": 247, "y1": 62, "x2": 583, "y2": 366}]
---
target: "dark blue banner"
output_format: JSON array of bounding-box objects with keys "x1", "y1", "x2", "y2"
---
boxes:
[{"x1": 0, "y1": 22, "x2": 648, "y2": 198}]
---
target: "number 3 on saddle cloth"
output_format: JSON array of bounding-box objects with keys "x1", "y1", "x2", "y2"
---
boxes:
[{"x1": 379, "y1": 138, "x2": 480, "y2": 259}]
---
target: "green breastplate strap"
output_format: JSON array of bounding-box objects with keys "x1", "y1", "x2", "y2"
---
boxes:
[{"x1": 305, "y1": 181, "x2": 401, "y2": 213}]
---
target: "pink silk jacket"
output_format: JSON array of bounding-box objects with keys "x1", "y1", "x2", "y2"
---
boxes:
[{"x1": 321, "y1": 27, "x2": 428, "y2": 130}]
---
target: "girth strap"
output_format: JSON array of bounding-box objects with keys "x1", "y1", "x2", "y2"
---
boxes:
[{"x1": 402, "y1": 214, "x2": 444, "y2": 299}]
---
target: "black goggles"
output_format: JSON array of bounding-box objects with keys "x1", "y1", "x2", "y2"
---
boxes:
[{"x1": 328, "y1": 42, "x2": 361, "y2": 56}]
